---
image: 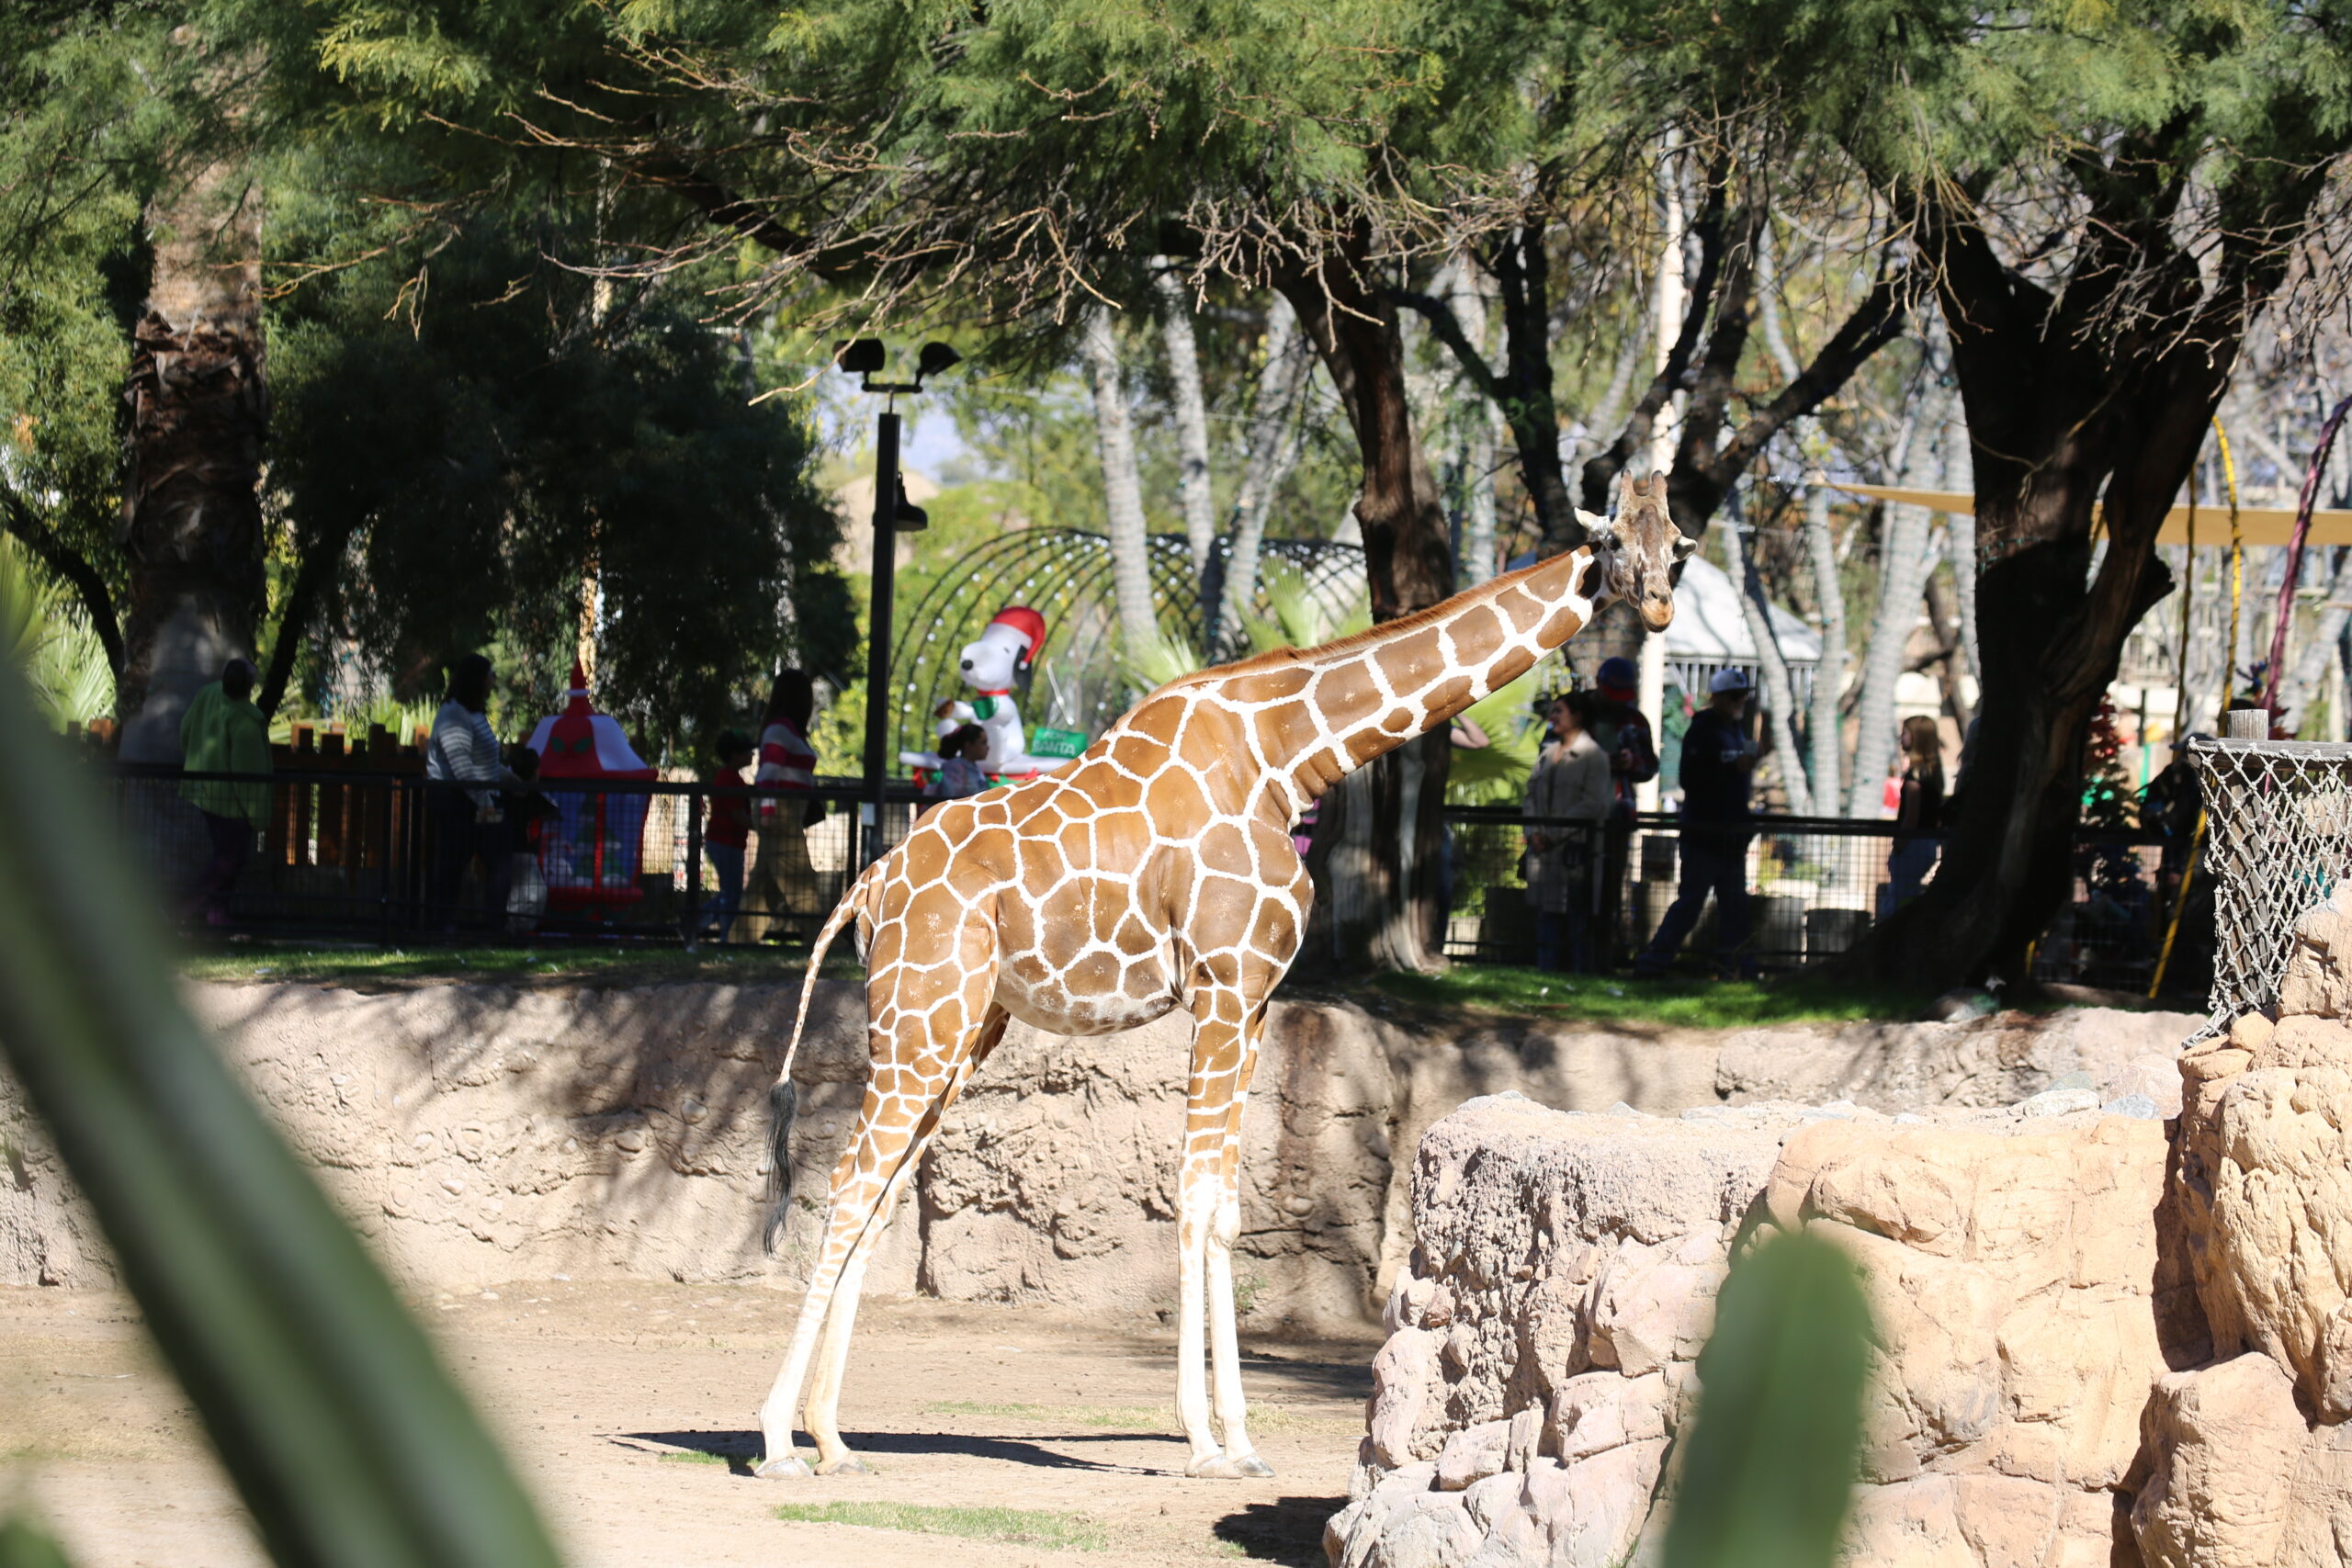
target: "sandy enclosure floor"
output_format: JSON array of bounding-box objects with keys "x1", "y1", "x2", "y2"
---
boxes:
[{"x1": 0, "y1": 1280, "x2": 1374, "y2": 1568}]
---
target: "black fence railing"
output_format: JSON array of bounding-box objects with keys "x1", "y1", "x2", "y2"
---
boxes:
[
  {"x1": 1444, "y1": 809, "x2": 2189, "y2": 989},
  {"x1": 118, "y1": 765, "x2": 2202, "y2": 991},
  {"x1": 116, "y1": 766, "x2": 923, "y2": 946}
]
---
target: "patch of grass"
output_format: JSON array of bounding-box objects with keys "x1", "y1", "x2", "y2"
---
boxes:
[
  {"x1": 774, "y1": 1500, "x2": 1107, "y2": 1551},
  {"x1": 182, "y1": 943, "x2": 863, "y2": 989},
  {"x1": 1363, "y1": 966, "x2": 1931, "y2": 1029},
  {"x1": 656, "y1": 1449, "x2": 728, "y2": 1464}
]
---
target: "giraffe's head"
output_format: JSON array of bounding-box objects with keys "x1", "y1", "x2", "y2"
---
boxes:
[{"x1": 1577, "y1": 469, "x2": 1696, "y2": 633}]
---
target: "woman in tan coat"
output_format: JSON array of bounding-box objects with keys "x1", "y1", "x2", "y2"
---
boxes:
[{"x1": 1524, "y1": 691, "x2": 1613, "y2": 970}]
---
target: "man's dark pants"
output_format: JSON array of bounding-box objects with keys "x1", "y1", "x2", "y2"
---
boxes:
[
  {"x1": 189, "y1": 810, "x2": 254, "y2": 925},
  {"x1": 1635, "y1": 827, "x2": 1753, "y2": 974}
]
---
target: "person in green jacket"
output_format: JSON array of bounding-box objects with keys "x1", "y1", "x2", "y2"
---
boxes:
[{"x1": 180, "y1": 659, "x2": 271, "y2": 928}]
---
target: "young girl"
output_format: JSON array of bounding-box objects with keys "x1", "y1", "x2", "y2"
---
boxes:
[
  {"x1": 1883, "y1": 715, "x2": 1946, "y2": 911},
  {"x1": 695, "y1": 730, "x2": 755, "y2": 942},
  {"x1": 928, "y1": 724, "x2": 992, "y2": 802}
]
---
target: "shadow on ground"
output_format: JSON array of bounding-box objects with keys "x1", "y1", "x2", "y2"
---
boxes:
[
  {"x1": 620, "y1": 1427, "x2": 1178, "y2": 1476},
  {"x1": 1214, "y1": 1496, "x2": 1344, "y2": 1565}
]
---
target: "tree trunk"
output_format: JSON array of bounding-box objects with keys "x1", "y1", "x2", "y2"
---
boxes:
[
  {"x1": 1846, "y1": 144, "x2": 2332, "y2": 989},
  {"x1": 1082, "y1": 306, "x2": 1158, "y2": 659},
  {"x1": 1151, "y1": 265, "x2": 1218, "y2": 578},
  {"x1": 1206, "y1": 296, "x2": 1310, "y2": 656},
  {"x1": 1845, "y1": 411, "x2": 1940, "y2": 818},
  {"x1": 1276, "y1": 231, "x2": 1455, "y2": 974},
  {"x1": 116, "y1": 152, "x2": 267, "y2": 761},
  {"x1": 1721, "y1": 502, "x2": 1814, "y2": 814}
]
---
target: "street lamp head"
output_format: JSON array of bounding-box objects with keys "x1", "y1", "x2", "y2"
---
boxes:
[
  {"x1": 915, "y1": 342, "x2": 962, "y2": 382},
  {"x1": 836, "y1": 338, "x2": 887, "y2": 376}
]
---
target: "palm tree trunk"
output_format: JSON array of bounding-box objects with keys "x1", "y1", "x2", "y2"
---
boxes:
[
  {"x1": 1151, "y1": 265, "x2": 1218, "y2": 577},
  {"x1": 1083, "y1": 306, "x2": 1158, "y2": 659},
  {"x1": 116, "y1": 153, "x2": 267, "y2": 761}
]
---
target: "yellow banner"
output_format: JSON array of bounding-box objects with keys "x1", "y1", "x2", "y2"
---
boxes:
[{"x1": 1821, "y1": 480, "x2": 2352, "y2": 547}]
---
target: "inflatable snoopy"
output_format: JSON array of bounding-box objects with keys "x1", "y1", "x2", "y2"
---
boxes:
[{"x1": 899, "y1": 605, "x2": 1071, "y2": 779}]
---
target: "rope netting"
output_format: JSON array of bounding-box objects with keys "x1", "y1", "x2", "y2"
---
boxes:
[{"x1": 2189, "y1": 734, "x2": 2352, "y2": 1034}]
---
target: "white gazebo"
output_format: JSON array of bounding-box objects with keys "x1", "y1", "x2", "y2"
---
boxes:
[{"x1": 1663, "y1": 556, "x2": 1823, "y2": 707}]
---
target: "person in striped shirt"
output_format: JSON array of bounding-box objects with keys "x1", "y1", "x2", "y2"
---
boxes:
[{"x1": 741, "y1": 669, "x2": 822, "y2": 941}]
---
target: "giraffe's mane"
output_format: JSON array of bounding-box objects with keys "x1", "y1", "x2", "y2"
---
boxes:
[{"x1": 1171, "y1": 551, "x2": 1576, "y2": 692}]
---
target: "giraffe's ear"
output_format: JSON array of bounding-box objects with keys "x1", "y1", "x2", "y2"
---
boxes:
[
  {"x1": 1671, "y1": 532, "x2": 1698, "y2": 562},
  {"x1": 1577, "y1": 509, "x2": 1620, "y2": 549}
]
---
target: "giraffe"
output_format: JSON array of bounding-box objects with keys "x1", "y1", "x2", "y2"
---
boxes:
[{"x1": 752, "y1": 469, "x2": 1693, "y2": 1480}]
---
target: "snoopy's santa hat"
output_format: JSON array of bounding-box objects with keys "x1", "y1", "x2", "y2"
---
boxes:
[{"x1": 988, "y1": 606, "x2": 1047, "y2": 666}]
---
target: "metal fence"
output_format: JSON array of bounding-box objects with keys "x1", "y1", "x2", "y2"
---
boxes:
[
  {"x1": 119, "y1": 763, "x2": 2199, "y2": 990},
  {"x1": 118, "y1": 765, "x2": 922, "y2": 945},
  {"x1": 1442, "y1": 809, "x2": 2183, "y2": 988}
]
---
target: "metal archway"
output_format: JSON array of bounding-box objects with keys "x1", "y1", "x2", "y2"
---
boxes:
[{"x1": 885, "y1": 530, "x2": 1365, "y2": 768}]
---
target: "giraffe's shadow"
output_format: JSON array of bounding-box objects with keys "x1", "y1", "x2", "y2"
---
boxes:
[{"x1": 617, "y1": 1427, "x2": 1180, "y2": 1477}]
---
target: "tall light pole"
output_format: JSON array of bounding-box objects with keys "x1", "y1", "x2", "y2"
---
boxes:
[{"x1": 837, "y1": 338, "x2": 960, "y2": 864}]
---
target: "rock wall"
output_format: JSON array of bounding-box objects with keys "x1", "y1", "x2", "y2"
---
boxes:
[
  {"x1": 0, "y1": 978, "x2": 2191, "y2": 1336},
  {"x1": 1333, "y1": 884, "x2": 2352, "y2": 1568},
  {"x1": 1329, "y1": 1089, "x2": 2188, "y2": 1568}
]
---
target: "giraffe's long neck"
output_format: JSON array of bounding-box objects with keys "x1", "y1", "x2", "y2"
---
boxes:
[{"x1": 1226, "y1": 546, "x2": 1610, "y2": 807}]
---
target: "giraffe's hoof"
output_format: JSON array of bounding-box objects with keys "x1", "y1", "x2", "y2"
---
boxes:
[
  {"x1": 813, "y1": 1455, "x2": 875, "y2": 1476},
  {"x1": 753, "y1": 1454, "x2": 814, "y2": 1480},
  {"x1": 1185, "y1": 1450, "x2": 1274, "y2": 1480},
  {"x1": 1228, "y1": 1452, "x2": 1276, "y2": 1479}
]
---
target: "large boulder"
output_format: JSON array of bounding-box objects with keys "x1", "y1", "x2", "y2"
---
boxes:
[{"x1": 1329, "y1": 1091, "x2": 2186, "y2": 1568}]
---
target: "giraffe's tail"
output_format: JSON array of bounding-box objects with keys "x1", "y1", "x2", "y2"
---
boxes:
[{"x1": 763, "y1": 857, "x2": 883, "y2": 1255}]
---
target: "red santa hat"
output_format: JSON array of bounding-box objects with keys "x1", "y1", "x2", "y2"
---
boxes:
[{"x1": 989, "y1": 606, "x2": 1047, "y2": 667}]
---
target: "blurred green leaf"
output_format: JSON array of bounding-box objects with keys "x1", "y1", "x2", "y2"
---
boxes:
[
  {"x1": 0, "y1": 663, "x2": 562, "y2": 1568},
  {"x1": 0, "y1": 1516, "x2": 75, "y2": 1568},
  {"x1": 1662, "y1": 1228, "x2": 1871, "y2": 1568}
]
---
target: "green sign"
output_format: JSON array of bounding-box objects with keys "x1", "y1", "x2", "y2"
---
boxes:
[{"x1": 1028, "y1": 727, "x2": 1089, "y2": 760}]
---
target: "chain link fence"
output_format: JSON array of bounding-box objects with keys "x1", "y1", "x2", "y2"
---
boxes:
[{"x1": 2188, "y1": 735, "x2": 2352, "y2": 1034}]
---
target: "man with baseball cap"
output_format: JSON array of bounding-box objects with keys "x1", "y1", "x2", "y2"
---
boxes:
[{"x1": 1635, "y1": 666, "x2": 1759, "y2": 978}]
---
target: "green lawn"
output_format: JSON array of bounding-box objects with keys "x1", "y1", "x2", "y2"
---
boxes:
[
  {"x1": 1361, "y1": 966, "x2": 1933, "y2": 1029},
  {"x1": 182, "y1": 942, "x2": 861, "y2": 988},
  {"x1": 185, "y1": 943, "x2": 1964, "y2": 1028}
]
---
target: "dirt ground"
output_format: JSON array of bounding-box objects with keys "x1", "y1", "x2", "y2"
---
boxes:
[{"x1": 0, "y1": 1280, "x2": 1375, "y2": 1568}]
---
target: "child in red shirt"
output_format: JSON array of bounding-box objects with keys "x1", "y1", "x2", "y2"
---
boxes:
[{"x1": 693, "y1": 731, "x2": 755, "y2": 942}]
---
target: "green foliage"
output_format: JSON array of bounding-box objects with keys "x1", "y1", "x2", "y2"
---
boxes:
[
  {"x1": 0, "y1": 535, "x2": 112, "y2": 727},
  {"x1": 0, "y1": 662, "x2": 565, "y2": 1565},
  {"x1": 266, "y1": 216, "x2": 850, "y2": 752},
  {"x1": 0, "y1": 1515, "x2": 73, "y2": 1568},
  {"x1": 0, "y1": 5, "x2": 175, "y2": 648},
  {"x1": 1446, "y1": 673, "x2": 1546, "y2": 807},
  {"x1": 1661, "y1": 1229, "x2": 1872, "y2": 1568}
]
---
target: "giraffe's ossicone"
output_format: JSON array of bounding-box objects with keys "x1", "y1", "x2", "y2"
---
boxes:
[{"x1": 752, "y1": 469, "x2": 1693, "y2": 1480}]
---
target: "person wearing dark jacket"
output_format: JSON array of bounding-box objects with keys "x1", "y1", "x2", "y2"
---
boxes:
[{"x1": 1634, "y1": 668, "x2": 1758, "y2": 977}]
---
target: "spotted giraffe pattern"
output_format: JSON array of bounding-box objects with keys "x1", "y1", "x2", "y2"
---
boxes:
[{"x1": 754, "y1": 471, "x2": 1692, "y2": 1480}]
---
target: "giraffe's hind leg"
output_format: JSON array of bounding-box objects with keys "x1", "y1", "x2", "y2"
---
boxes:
[
  {"x1": 1203, "y1": 1002, "x2": 1273, "y2": 1477},
  {"x1": 800, "y1": 1004, "x2": 1008, "y2": 1472},
  {"x1": 755, "y1": 921, "x2": 1003, "y2": 1477}
]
